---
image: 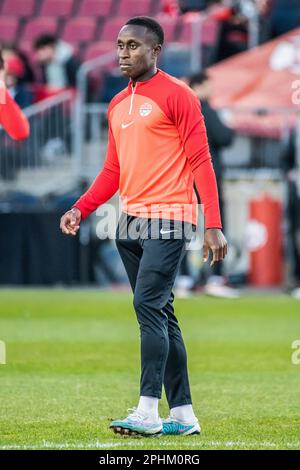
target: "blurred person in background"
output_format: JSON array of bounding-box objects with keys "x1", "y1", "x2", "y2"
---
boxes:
[
  {"x1": 282, "y1": 129, "x2": 300, "y2": 299},
  {"x1": 34, "y1": 34, "x2": 81, "y2": 91},
  {"x1": 4, "y1": 55, "x2": 34, "y2": 109},
  {"x1": 0, "y1": 43, "x2": 35, "y2": 85},
  {"x1": 189, "y1": 71, "x2": 239, "y2": 298},
  {"x1": 0, "y1": 51, "x2": 30, "y2": 180},
  {"x1": 213, "y1": 1, "x2": 249, "y2": 61},
  {"x1": 0, "y1": 51, "x2": 30, "y2": 140}
]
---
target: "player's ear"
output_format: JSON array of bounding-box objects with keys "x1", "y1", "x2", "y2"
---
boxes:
[{"x1": 153, "y1": 44, "x2": 162, "y2": 58}]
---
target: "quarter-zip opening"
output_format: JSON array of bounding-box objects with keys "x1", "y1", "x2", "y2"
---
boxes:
[{"x1": 129, "y1": 82, "x2": 137, "y2": 115}]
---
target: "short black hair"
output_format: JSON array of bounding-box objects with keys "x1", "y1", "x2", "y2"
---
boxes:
[
  {"x1": 125, "y1": 16, "x2": 164, "y2": 45},
  {"x1": 34, "y1": 34, "x2": 57, "y2": 50},
  {"x1": 189, "y1": 72, "x2": 209, "y2": 88}
]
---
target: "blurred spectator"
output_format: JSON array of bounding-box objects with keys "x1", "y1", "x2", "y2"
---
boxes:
[
  {"x1": 34, "y1": 35, "x2": 81, "y2": 90},
  {"x1": 188, "y1": 71, "x2": 239, "y2": 298},
  {"x1": 163, "y1": 0, "x2": 180, "y2": 15},
  {"x1": 270, "y1": 0, "x2": 300, "y2": 38},
  {"x1": 4, "y1": 56, "x2": 34, "y2": 108},
  {"x1": 0, "y1": 51, "x2": 30, "y2": 180},
  {"x1": 281, "y1": 130, "x2": 300, "y2": 298},
  {"x1": 213, "y1": 1, "x2": 249, "y2": 61},
  {"x1": 1, "y1": 43, "x2": 35, "y2": 84}
]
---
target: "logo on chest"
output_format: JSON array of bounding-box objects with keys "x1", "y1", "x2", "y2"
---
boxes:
[{"x1": 139, "y1": 103, "x2": 152, "y2": 117}]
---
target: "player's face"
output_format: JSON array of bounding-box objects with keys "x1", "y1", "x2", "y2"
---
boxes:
[{"x1": 117, "y1": 25, "x2": 160, "y2": 80}]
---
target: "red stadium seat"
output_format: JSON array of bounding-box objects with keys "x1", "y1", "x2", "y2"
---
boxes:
[
  {"x1": 179, "y1": 14, "x2": 219, "y2": 46},
  {"x1": 62, "y1": 17, "x2": 97, "y2": 43},
  {"x1": 117, "y1": 0, "x2": 152, "y2": 16},
  {"x1": 21, "y1": 17, "x2": 58, "y2": 42},
  {"x1": 84, "y1": 41, "x2": 115, "y2": 62},
  {"x1": 100, "y1": 17, "x2": 128, "y2": 41},
  {"x1": 0, "y1": 17, "x2": 19, "y2": 42},
  {"x1": 155, "y1": 15, "x2": 178, "y2": 43},
  {"x1": 40, "y1": 0, "x2": 75, "y2": 17},
  {"x1": 77, "y1": 0, "x2": 112, "y2": 17},
  {"x1": 2, "y1": 0, "x2": 35, "y2": 16}
]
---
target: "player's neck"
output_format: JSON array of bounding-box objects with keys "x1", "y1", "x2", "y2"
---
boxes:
[{"x1": 131, "y1": 66, "x2": 158, "y2": 85}]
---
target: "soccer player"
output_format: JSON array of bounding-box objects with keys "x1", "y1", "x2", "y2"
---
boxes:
[
  {"x1": 0, "y1": 52, "x2": 30, "y2": 140},
  {"x1": 60, "y1": 16, "x2": 227, "y2": 437}
]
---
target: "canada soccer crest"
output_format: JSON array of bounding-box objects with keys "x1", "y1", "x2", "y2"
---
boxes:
[{"x1": 139, "y1": 103, "x2": 152, "y2": 117}]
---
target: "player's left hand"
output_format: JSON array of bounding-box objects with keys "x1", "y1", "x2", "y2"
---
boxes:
[{"x1": 203, "y1": 228, "x2": 228, "y2": 266}]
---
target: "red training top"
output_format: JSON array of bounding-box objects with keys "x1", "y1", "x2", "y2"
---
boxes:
[
  {"x1": 74, "y1": 69, "x2": 222, "y2": 229},
  {"x1": 0, "y1": 88, "x2": 30, "y2": 140}
]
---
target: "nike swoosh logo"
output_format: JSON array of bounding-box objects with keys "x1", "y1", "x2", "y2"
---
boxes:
[
  {"x1": 121, "y1": 121, "x2": 134, "y2": 129},
  {"x1": 160, "y1": 229, "x2": 178, "y2": 234}
]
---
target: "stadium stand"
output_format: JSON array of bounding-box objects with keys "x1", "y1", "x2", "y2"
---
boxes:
[
  {"x1": 84, "y1": 41, "x2": 115, "y2": 64},
  {"x1": 39, "y1": 0, "x2": 75, "y2": 17},
  {"x1": 0, "y1": 0, "x2": 220, "y2": 78},
  {"x1": 2, "y1": 0, "x2": 36, "y2": 17},
  {"x1": 117, "y1": 0, "x2": 153, "y2": 16},
  {"x1": 77, "y1": 0, "x2": 113, "y2": 17},
  {"x1": 0, "y1": 17, "x2": 19, "y2": 42},
  {"x1": 21, "y1": 17, "x2": 58, "y2": 42},
  {"x1": 62, "y1": 17, "x2": 97, "y2": 45}
]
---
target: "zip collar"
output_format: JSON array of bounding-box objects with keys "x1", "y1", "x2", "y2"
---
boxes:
[
  {"x1": 127, "y1": 69, "x2": 161, "y2": 92},
  {"x1": 128, "y1": 82, "x2": 136, "y2": 115},
  {"x1": 127, "y1": 69, "x2": 161, "y2": 116}
]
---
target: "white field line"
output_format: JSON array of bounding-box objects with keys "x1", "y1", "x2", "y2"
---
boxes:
[{"x1": 0, "y1": 440, "x2": 300, "y2": 450}]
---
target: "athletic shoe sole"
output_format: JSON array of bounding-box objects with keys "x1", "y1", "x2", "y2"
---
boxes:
[{"x1": 110, "y1": 425, "x2": 162, "y2": 437}]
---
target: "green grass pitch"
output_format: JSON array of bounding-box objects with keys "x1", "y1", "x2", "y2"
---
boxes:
[{"x1": 0, "y1": 289, "x2": 299, "y2": 450}]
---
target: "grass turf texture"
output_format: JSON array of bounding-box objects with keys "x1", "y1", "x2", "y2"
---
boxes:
[{"x1": 0, "y1": 289, "x2": 299, "y2": 450}]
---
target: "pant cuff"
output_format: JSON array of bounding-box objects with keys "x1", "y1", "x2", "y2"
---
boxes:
[{"x1": 169, "y1": 400, "x2": 192, "y2": 409}]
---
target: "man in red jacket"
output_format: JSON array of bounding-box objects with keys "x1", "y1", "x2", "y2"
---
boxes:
[
  {"x1": 60, "y1": 16, "x2": 227, "y2": 437},
  {"x1": 0, "y1": 52, "x2": 30, "y2": 140}
]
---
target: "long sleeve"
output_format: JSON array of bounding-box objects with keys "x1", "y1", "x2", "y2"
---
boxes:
[
  {"x1": 168, "y1": 87, "x2": 222, "y2": 229},
  {"x1": 0, "y1": 89, "x2": 30, "y2": 140},
  {"x1": 73, "y1": 121, "x2": 120, "y2": 219}
]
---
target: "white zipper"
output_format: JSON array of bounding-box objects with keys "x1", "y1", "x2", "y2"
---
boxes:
[{"x1": 129, "y1": 82, "x2": 137, "y2": 115}]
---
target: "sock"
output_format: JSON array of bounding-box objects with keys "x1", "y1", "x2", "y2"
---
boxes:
[
  {"x1": 137, "y1": 396, "x2": 159, "y2": 421},
  {"x1": 170, "y1": 404, "x2": 197, "y2": 423}
]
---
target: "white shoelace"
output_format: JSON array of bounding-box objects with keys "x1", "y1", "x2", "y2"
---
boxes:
[{"x1": 127, "y1": 407, "x2": 147, "y2": 422}]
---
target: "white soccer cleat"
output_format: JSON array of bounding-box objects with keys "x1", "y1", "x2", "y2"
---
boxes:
[{"x1": 110, "y1": 407, "x2": 162, "y2": 436}]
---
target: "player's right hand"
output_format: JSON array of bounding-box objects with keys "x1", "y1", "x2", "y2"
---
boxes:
[{"x1": 60, "y1": 207, "x2": 81, "y2": 236}]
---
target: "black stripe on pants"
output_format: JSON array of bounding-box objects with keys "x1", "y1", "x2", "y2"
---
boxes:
[{"x1": 115, "y1": 213, "x2": 194, "y2": 408}]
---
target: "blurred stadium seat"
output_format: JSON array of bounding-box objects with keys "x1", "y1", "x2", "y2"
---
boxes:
[
  {"x1": 179, "y1": 13, "x2": 219, "y2": 45},
  {"x1": 21, "y1": 17, "x2": 58, "y2": 42},
  {"x1": 117, "y1": 0, "x2": 153, "y2": 16},
  {"x1": 40, "y1": 0, "x2": 75, "y2": 17},
  {"x1": 62, "y1": 17, "x2": 97, "y2": 44},
  {"x1": 155, "y1": 15, "x2": 178, "y2": 42},
  {"x1": 2, "y1": 0, "x2": 36, "y2": 17},
  {"x1": 0, "y1": 17, "x2": 19, "y2": 42},
  {"x1": 77, "y1": 0, "x2": 113, "y2": 17},
  {"x1": 84, "y1": 41, "x2": 115, "y2": 63},
  {"x1": 100, "y1": 17, "x2": 129, "y2": 41}
]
